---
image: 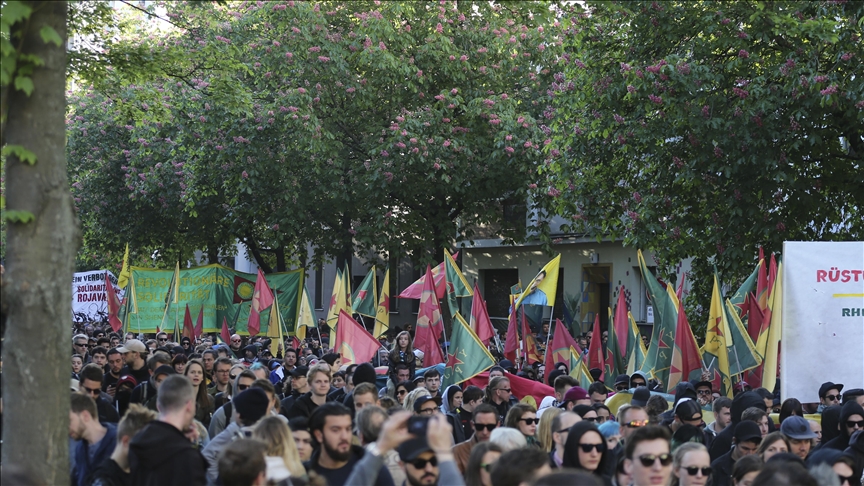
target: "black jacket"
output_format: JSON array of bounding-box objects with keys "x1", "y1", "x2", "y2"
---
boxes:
[
  {"x1": 286, "y1": 392, "x2": 321, "y2": 420},
  {"x1": 821, "y1": 401, "x2": 864, "y2": 452},
  {"x1": 709, "y1": 392, "x2": 765, "y2": 461},
  {"x1": 305, "y1": 444, "x2": 394, "y2": 486},
  {"x1": 91, "y1": 458, "x2": 128, "y2": 486},
  {"x1": 710, "y1": 449, "x2": 736, "y2": 486},
  {"x1": 280, "y1": 390, "x2": 303, "y2": 418},
  {"x1": 129, "y1": 421, "x2": 208, "y2": 486}
]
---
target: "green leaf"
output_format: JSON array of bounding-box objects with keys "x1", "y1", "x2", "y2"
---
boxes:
[
  {"x1": 2, "y1": 144, "x2": 37, "y2": 164},
  {"x1": 1, "y1": 1, "x2": 33, "y2": 26},
  {"x1": 13, "y1": 75, "x2": 34, "y2": 96},
  {"x1": 39, "y1": 25, "x2": 63, "y2": 46},
  {"x1": 4, "y1": 210, "x2": 35, "y2": 224}
]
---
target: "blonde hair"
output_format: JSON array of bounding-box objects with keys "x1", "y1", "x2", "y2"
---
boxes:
[
  {"x1": 403, "y1": 387, "x2": 430, "y2": 412},
  {"x1": 391, "y1": 331, "x2": 413, "y2": 353},
  {"x1": 537, "y1": 408, "x2": 562, "y2": 452},
  {"x1": 252, "y1": 416, "x2": 306, "y2": 478}
]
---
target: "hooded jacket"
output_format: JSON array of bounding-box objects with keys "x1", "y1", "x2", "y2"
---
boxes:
[
  {"x1": 129, "y1": 420, "x2": 208, "y2": 486},
  {"x1": 821, "y1": 401, "x2": 864, "y2": 451},
  {"x1": 562, "y1": 421, "x2": 613, "y2": 485},
  {"x1": 820, "y1": 405, "x2": 843, "y2": 445},
  {"x1": 441, "y1": 385, "x2": 468, "y2": 444},
  {"x1": 286, "y1": 391, "x2": 322, "y2": 420},
  {"x1": 708, "y1": 391, "x2": 766, "y2": 461},
  {"x1": 844, "y1": 429, "x2": 864, "y2": 483},
  {"x1": 659, "y1": 382, "x2": 698, "y2": 425}
]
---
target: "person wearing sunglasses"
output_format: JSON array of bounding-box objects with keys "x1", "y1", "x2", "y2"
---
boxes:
[
  {"x1": 453, "y1": 403, "x2": 499, "y2": 474},
  {"x1": 504, "y1": 403, "x2": 540, "y2": 448},
  {"x1": 562, "y1": 421, "x2": 611, "y2": 483},
  {"x1": 464, "y1": 441, "x2": 503, "y2": 486},
  {"x1": 805, "y1": 448, "x2": 858, "y2": 486},
  {"x1": 208, "y1": 369, "x2": 257, "y2": 439},
  {"x1": 709, "y1": 421, "x2": 762, "y2": 486},
  {"x1": 818, "y1": 381, "x2": 844, "y2": 413},
  {"x1": 820, "y1": 400, "x2": 864, "y2": 453},
  {"x1": 550, "y1": 411, "x2": 581, "y2": 468},
  {"x1": 671, "y1": 442, "x2": 711, "y2": 486},
  {"x1": 623, "y1": 425, "x2": 674, "y2": 486}
]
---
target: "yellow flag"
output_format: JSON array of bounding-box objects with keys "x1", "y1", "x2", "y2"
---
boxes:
[
  {"x1": 266, "y1": 298, "x2": 284, "y2": 356},
  {"x1": 327, "y1": 270, "x2": 351, "y2": 328},
  {"x1": 118, "y1": 243, "x2": 131, "y2": 288},
  {"x1": 703, "y1": 273, "x2": 732, "y2": 397},
  {"x1": 374, "y1": 268, "x2": 390, "y2": 338},
  {"x1": 296, "y1": 285, "x2": 316, "y2": 340},
  {"x1": 761, "y1": 261, "x2": 782, "y2": 393},
  {"x1": 513, "y1": 254, "x2": 561, "y2": 309}
]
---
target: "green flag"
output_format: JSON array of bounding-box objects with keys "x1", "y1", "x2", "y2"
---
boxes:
[
  {"x1": 637, "y1": 250, "x2": 677, "y2": 387},
  {"x1": 723, "y1": 299, "x2": 762, "y2": 375},
  {"x1": 625, "y1": 311, "x2": 647, "y2": 374},
  {"x1": 729, "y1": 261, "x2": 761, "y2": 317},
  {"x1": 603, "y1": 307, "x2": 624, "y2": 389},
  {"x1": 444, "y1": 249, "x2": 473, "y2": 316},
  {"x1": 569, "y1": 347, "x2": 594, "y2": 389},
  {"x1": 443, "y1": 313, "x2": 496, "y2": 387},
  {"x1": 160, "y1": 262, "x2": 180, "y2": 334},
  {"x1": 352, "y1": 266, "x2": 378, "y2": 318}
]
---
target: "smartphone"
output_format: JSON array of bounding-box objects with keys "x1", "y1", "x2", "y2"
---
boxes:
[{"x1": 407, "y1": 416, "x2": 429, "y2": 437}]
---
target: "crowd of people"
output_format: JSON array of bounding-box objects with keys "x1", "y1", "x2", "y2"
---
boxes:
[{"x1": 63, "y1": 323, "x2": 864, "y2": 486}]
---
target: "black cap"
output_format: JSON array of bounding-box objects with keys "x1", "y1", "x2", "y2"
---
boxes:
[
  {"x1": 734, "y1": 421, "x2": 762, "y2": 444},
  {"x1": 631, "y1": 386, "x2": 651, "y2": 407},
  {"x1": 232, "y1": 388, "x2": 270, "y2": 424},
  {"x1": 499, "y1": 359, "x2": 515, "y2": 371},
  {"x1": 842, "y1": 388, "x2": 864, "y2": 403},
  {"x1": 397, "y1": 437, "x2": 432, "y2": 461},
  {"x1": 674, "y1": 400, "x2": 703, "y2": 422},
  {"x1": 818, "y1": 382, "x2": 844, "y2": 398},
  {"x1": 153, "y1": 365, "x2": 177, "y2": 378},
  {"x1": 413, "y1": 395, "x2": 442, "y2": 413},
  {"x1": 693, "y1": 380, "x2": 713, "y2": 390},
  {"x1": 290, "y1": 366, "x2": 309, "y2": 378},
  {"x1": 171, "y1": 345, "x2": 186, "y2": 355},
  {"x1": 614, "y1": 374, "x2": 631, "y2": 386}
]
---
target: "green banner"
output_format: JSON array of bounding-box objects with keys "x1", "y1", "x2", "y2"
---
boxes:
[{"x1": 126, "y1": 264, "x2": 303, "y2": 335}]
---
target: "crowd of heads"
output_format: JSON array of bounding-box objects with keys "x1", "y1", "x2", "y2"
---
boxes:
[{"x1": 62, "y1": 322, "x2": 864, "y2": 486}]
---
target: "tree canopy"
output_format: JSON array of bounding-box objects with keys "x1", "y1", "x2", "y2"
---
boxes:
[
  {"x1": 68, "y1": 0, "x2": 565, "y2": 271},
  {"x1": 543, "y1": 0, "x2": 863, "y2": 314}
]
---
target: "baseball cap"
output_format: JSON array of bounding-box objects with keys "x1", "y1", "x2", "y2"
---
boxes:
[
  {"x1": 116, "y1": 375, "x2": 138, "y2": 389},
  {"x1": 842, "y1": 388, "x2": 864, "y2": 403},
  {"x1": 674, "y1": 399, "x2": 703, "y2": 422},
  {"x1": 780, "y1": 416, "x2": 818, "y2": 440},
  {"x1": 153, "y1": 365, "x2": 177, "y2": 378},
  {"x1": 614, "y1": 374, "x2": 631, "y2": 387},
  {"x1": 734, "y1": 421, "x2": 763, "y2": 444},
  {"x1": 413, "y1": 395, "x2": 442, "y2": 413},
  {"x1": 818, "y1": 382, "x2": 844, "y2": 398},
  {"x1": 117, "y1": 339, "x2": 147, "y2": 354},
  {"x1": 631, "y1": 386, "x2": 651, "y2": 407},
  {"x1": 397, "y1": 437, "x2": 433, "y2": 462},
  {"x1": 559, "y1": 386, "x2": 589, "y2": 408},
  {"x1": 290, "y1": 366, "x2": 309, "y2": 378}
]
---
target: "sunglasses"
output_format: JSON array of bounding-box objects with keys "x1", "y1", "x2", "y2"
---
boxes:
[
  {"x1": 579, "y1": 443, "x2": 606, "y2": 453},
  {"x1": 397, "y1": 390, "x2": 408, "y2": 395},
  {"x1": 622, "y1": 420, "x2": 649, "y2": 428},
  {"x1": 74, "y1": 343, "x2": 87, "y2": 347},
  {"x1": 631, "y1": 382, "x2": 646, "y2": 388},
  {"x1": 481, "y1": 461, "x2": 497, "y2": 472},
  {"x1": 410, "y1": 457, "x2": 438, "y2": 469},
  {"x1": 615, "y1": 385, "x2": 629, "y2": 391},
  {"x1": 825, "y1": 394, "x2": 840, "y2": 401},
  {"x1": 496, "y1": 388, "x2": 511, "y2": 393},
  {"x1": 838, "y1": 473, "x2": 853, "y2": 485},
  {"x1": 683, "y1": 466, "x2": 712, "y2": 476},
  {"x1": 158, "y1": 338, "x2": 168, "y2": 342},
  {"x1": 229, "y1": 374, "x2": 237, "y2": 380},
  {"x1": 583, "y1": 417, "x2": 598, "y2": 423},
  {"x1": 697, "y1": 390, "x2": 713, "y2": 395},
  {"x1": 638, "y1": 453, "x2": 673, "y2": 468},
  {"x1": 847, "y1": 420, "x2": 864, "y2": 429},
  {"x1": 237, "y1": 384, "x2": 250, "y2": 391},
  {"x1": 519, "y1": 418, "x2": 540, "y2": 425},
  {"x1": 474, "y1": 423, "x2": 497, "y2": 432},
  {"x1": 82, "y1": 386, "x2": 101, "y2": 395}
]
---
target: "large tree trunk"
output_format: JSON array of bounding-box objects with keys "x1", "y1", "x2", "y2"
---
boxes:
[{"x1": 1, "y1": 2, "x2": 77, "y2": 484}]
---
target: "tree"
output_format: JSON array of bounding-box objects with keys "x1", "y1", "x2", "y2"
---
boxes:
[
  {"x1": 67, "y1": 1, "x2": 566, "y2": 271},
  {"x1": 544, "y1": 1, "x2": 863, "y2": 319},
  {"x1": 1, "y1": 1, "x2": 77, "y2": 483}
]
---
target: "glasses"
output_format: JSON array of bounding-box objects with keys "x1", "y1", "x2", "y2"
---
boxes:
[
  {"x1": 583, "y1": 417, "x2": 598, "y2": 423},
  {"x1": 683, "y1": 466, "x2": 712, "y2": 476},
  {"x1": 74, "y1": 342, "x2": 87, "y2": 347},
  {"x1": 474, "y1": 423, "x2": 497, "y2": 432},
  {"x1": 519, "y1": 418, "x2": 540, "y2": 425},
  {"x1": 556, "y1": 428, "x2": 571, "y2": 435},
  {"x1": 579, "y1": 443, "x2": 606, "y2": 453},
  {"x1": 410, "y1": 457, "x2": 438, "y2": 469},
  {"x1": 825, "y1": 394, "x2": 840, "y2": 401},
  {"x1": 158, "y1": 338, "x2": 168, "y2": 342},
  {"x1": 622, "y1": 420, "x2": 650, "y2": 428},
  {"x1": 229, "y1": 374, "x2": 237, "y2": 380},
  {"x1": 216, "y1": 369, "x2": 230, "y2": 374},
  {"x1": 615, "y1": 385, "x2": 629, "y2": 391},
  {"x1": 397, "y1": 390, "x2": 408, "y2": 396},
  {"x1": 631, "y1": 382, "x2": 646, "y2": 388},
  {"x1": 496, "y1": 388, "x2": 511, "y2": 393},
  {"x1": 838, "y1": 473, "x2": 853, "y2": 485},
  {"x1": 237, "y1": 384, "x2": 250, "y2": 391},
  {"x1": 638, "y1": 453, "x2": 673, "y2": 468},
  {"x1": 481, "y1": 461, "x2": 497, "y2": 472},
  {"x1": 82, "y1": 386, "x2": 101, "y2": 395},
  {"x1": 847, "y1": 420, "x2": 864, "y2": 429},
  {"x1": 595, "y1": 416, "x2": 608, "y2": 424},
  {"x1": 697, "y1": 390, "x2": 713, "y2": 396},
  {"x1": 418, "y1": 408, "x2": 437, "y2": 415}
]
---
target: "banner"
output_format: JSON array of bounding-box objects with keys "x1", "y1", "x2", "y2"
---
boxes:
[
  {"x1": 126, "y1": 264, "x2": 302, "y2": 334},
  {"x1": 72, "y1": 270, "x2": 123, "y2": 322},
  {"x1": 782, "y1": 241, "x2": 864, "y2": 402}
]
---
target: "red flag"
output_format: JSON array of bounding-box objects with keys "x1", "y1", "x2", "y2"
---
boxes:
[
  {"x1": 247, "y1": 268, "x2": 274, "y2": 337},
  {"x1": 105, "y1": 272, "x2": 123, "y2": 332},
  {"x1": 292, "y1": 336, "x2": 302, "y2": 351},
  {"x1": 612, "y1": 289, "x2": 629, "y2": 358},
  {"x1": 667, "y1": 298, "x2": 703, "y2": 391},
  {"x1": 182, "y1": 304, "x2": 194, "y2": 340},
  {"x1": 220, "y1": 316, "x2": 231, "y2": 344},
  {"x1": 755, "y1": 248, "x2": 769, "y2": 310},
  {"x1": 587, "y1": 314, "x2": 604, "y2": 379},
  {"x1": 415, "y1": 265, "x2": 444, "y2": 352},
  {"x1": 466, "y1": 370, "x2": 554, "y2": 406},
  {"x1": 504, "y1": 304, "x2": 519, "y2": 362},
  {"x1": 398, "y1": 252, "x2": 459, "y2": 299},
  {"x1": 521, "y1": 310, "x2": 541, "y2": 366},
  {"x1": 469, "y1": 282, "x2": 495, "y2": 346},
  {"x1": 333, "y1": 310, "x2": 381, "y2": 365},
  {"x1": 544, "y1": 319, "x2": 582, "y2": 374},
  {"x1": 194, "y1": 305, "x2": 204, "y2": 339}
]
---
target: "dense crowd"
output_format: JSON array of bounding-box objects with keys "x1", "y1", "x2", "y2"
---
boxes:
[{"x1": 63, "y1": 323, "x2": 864, "y2": 486}]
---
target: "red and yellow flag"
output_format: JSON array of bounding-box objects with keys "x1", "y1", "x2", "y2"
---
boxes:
[
  {"x1": 334, "y1": 310, "x2": 381, "y2": 365},
  {"x1": 415, "y1": 265, "x2": 444, "y2": 366},
  {"x1": 247, "y1": 268, "x2": 274, "y2": 337}
]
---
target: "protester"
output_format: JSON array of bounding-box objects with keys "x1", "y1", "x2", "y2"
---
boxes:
[
  {"x1": 356, "y1": 405, "x2": 406, "y2": 486},
  {"x1": 423, "y1": 368, "x2": 442, "y2": 398},
  {"x1": 561, "y1": 421, "x2": 611, "y2": 483},
  {"x1": 818, "y1": 382, "x2": 844, "y2": 413},
  {"x1": 70, "y1": 393, "x2": 118, "y2": 486},
  {"x1": 452, "y1": 403, "x2": 499, "y2": 473},
  {"x1": 353, "y1": 382, "x2": 381, "y2": 412},
  {"x1": 464, "y1": 442, "x2": 503, "y2": 486},
  {"x1": 394, "y1": 380, "x2": 415, "y2": 407},
  {"x1": 537, "y1": 407, "x2": 562, "y2": 452},
  {"x1": 79, "y1": 363, "x2": 121, "y2": 423},
  {"x1": 117, "y1": 339, "x2": 150, "y2": 385},
  {"x1": 706, "y1": 397, "x2": 732, "y2": 438},
  {"x1": 129, "y1": 375, "x2": 208, "y2": 485},
  {"x1": 504, "y1": 403, "x2": 540, "y2": 447},
  {"x1": 549, "y1": 411, "x2": 581, "y2": 468},
  {"x1": 559, "y1": 386, "x2": 592, "y2": 411},
  {"x1": 203, "y1": 387, "x2": 271, "y2": 482},
  {"x1": 756, "y1": 431, "x2": 790, "y2": 462},
  {"x1": 490, "y1": 447, "x2": 552, "y2": 486},
  {"x1": 217, "y1": 438, "x2": 268, "y2": 486},
  {"x1": 287, "y1": 363, "x2": 332, "y2": 419},
  {"x1": 821, "y1": 400, "x2": 864, "y2": 452},
  {"x1": 710, "y1": 421, "x2": 763, "y2": 486},
  {"x1": 251, "y1": 415, "x2": 307, "y2": 482},
  {"x1": 90, "y1": 404, "x2": 157, "y2": 486},
  {"x1": 489, "y1": 427, "x2": 528, "y2": 452},
  {"x1": 288, "y1": 416, "x2": 314, "y2": 462},
  {"x1": 103, "y1": 348, "x2": 125, "y2": 395},
  {"x1": 730, "y1": 455, "x2": 762, "y2": 486},
  {"x1": 623, "y1": 425, "x2": 673, "y2": 486},
  {"x1": 709, "y1": 391, "x2": 767, "y2": 461},
  {"x1": 670, "y1": 442, "x2": 711, "y2": 486},
  {"x1": 485, "y1": 376, "x2": 516, "y2": 423},
  {"x1": 779, "y1": 415, "x2": 817, "y2": 460},
  {"x1": 387, "y1": 331, "x2": 417, "y2": 382}
]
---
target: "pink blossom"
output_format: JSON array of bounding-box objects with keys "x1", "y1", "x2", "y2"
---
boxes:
[
  {"x1": 460, "y1": 55, "x2": 468, "y2": 62},
  {"x1": 841, "y1": 52, "x2": 853, "y2": 61},
  {"x1": 379, "y1": 41, "x2": 387, "y2": 50},
  {"x1": 813, "y1": 75, "x2": 828, "y2": 83},
  {"x1": 308, "y1": 46, "x2": 321, "y2": 52},
  {"x1": 416, "y1": 70, "x2": 423, "y2": 77},
  {"x1": 500, "y1": 93, "x2": 508, "y2": 100},
  {"x1": 199, "y1": 116, "x2": 206, "y2": 122},
  {"x1": 505, "y1": 146, "x2": 514, "y2": 153},
  {"x1": 613, "y1": 114, "x2": 625, "y2": 124},
  {"x1": 732, "y1": 87, "x2": 749, "y2": 99},
  {"x1": 451, "y1": 88, "x2": 458, "y2": 95},
  {"x1": 443, "y1": 140, "x2": 451, "y2": 147},
  {"x1": 548, "y1": 188, "x2": 560, "y2": 197},
  {"x1": 346, "y1": 87, "x2": 355, "y2": 93},
  {"x1": 436, "y1": 23, "x2": 443, "y2": 33},
  {"x1": 738, "y1": 49, "x2": 749, "y2": 58},
  {"x1": 381, "y1": 150, "x2": 389, "y2": 157},
  {"x1": 433, "y1": 163, "x2": 441, "y2": 170},
  {"x1": 215, "y1": 145, "x2": 223, "y2": 150},
  {"x1": 297, "y1": 88, "x2": 306, "y2": 94},
  {"x1": 449, "y1": 55, "x2": 455, "y2": 61},
  {"x1": 285, "y1": 52, "x2": 293, "y2": 58},
  {"x1": 820, "y1": 85, "x2": 838, "y2": 96},
  {"x1": 648, "y1": 94, "x2": 663, "y2": 104},
  {"x1": 409, "y1": 138, "x2": 418, "y2": 144},
  {"x1": 318, "y1": 56, "x2": 330, "y2": 62},
  {"x1": 627, "y1": 85, "x2": 637, "y2": 93}
]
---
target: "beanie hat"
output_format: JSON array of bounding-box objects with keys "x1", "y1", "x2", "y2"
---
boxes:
[
  {"x1": 352, "y1": 363, "x2": 377, "y2": 386},
  {"x1": 232, "y1": 388, "x2": 270, "y2": 425},
  {"x1": 598, "y1": 420, "x2": 620, "y2": 438}
]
